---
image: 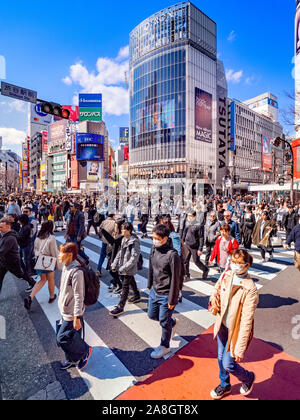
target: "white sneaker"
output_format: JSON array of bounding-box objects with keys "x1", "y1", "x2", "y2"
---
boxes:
[{"x1": 150, "y1": 346, "x2": 171, "y2": 359}]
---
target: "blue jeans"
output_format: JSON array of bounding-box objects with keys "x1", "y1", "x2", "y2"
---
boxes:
[
  {"x1": 56, "y1": 319, "x2": 89, "y2": 363},
  {"x1": 69, "y1": 235, "x2": 89, "y2": 264},
  {"x1": 97, "y1": 243, "x2": 107, "y2": 271},
  {"x1": 148, "y1": 287, "x2": 176, "y2": 348},
  {"x1": 217, "y1": 324, "x2": 252, "y2": 388},
  {"x1": 20, "y1": 243, "x2": 32, "y2": 274}
]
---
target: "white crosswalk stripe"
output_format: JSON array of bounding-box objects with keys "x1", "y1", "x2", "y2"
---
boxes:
[{"x1": 29, "y1": 225, "x2": 292, "y2": 400}]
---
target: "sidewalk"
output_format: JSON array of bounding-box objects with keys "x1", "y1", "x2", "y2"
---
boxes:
[{"x1": 117, "y1": 326, "x2": 300, "y2": 401}]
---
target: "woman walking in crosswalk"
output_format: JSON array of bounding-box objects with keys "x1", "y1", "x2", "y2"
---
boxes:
[{"x1": 209, "y1": 249, "x2": 259, "y2": 400}]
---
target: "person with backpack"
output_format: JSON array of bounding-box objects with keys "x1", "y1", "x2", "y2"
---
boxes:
[
  {"x1": 147, "y1": 224, "x2": 181, "y2": 359},
  {"x1": 56, "y1": 242, "x2": 93, "y2": 371},
  {"x1": 208, "y1": 249, "x2": 259, "y2": 400},
  {"x1": 109, "y1": 222, "x2": 141, "y2": 317},
  {"x1": 24, "y1": 221, "x2": 61, "y2": 310},
  {"x1": 17, "y1": 214, "x2": 33, "y2": 276}
]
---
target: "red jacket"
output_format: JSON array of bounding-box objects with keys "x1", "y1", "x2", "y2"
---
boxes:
[{"x1": 210, "y1": 236, "x2": 239, "y2": 264}]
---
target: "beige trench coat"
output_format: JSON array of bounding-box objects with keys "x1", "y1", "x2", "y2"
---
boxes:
[{"x1": 209, "y1": 270, "x2": 259, "y2": 359}]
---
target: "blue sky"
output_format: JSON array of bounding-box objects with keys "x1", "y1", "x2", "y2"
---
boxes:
[{"x1": 0, "y1": 0, "x2": 296, "y2": 156}]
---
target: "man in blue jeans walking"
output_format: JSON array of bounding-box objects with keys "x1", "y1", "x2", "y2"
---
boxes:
[
  {"x1": 65, "y1": 203, "x2": 89, "y2": 266},
  {"x1": 147, "y1": 224, "x2": 181, "y2": 359}
]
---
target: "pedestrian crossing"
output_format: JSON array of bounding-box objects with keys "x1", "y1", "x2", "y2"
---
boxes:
[{"x1": 25, "y1": 225, "x2": 292, "y2": 401}]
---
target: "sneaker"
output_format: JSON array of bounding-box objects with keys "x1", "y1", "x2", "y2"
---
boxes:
[
  {"x1": 78, "y1": 347, "x2": 93, "y2": 371},
  {"x1": 108, "y1": 284, "x2": 115, "y2": 293},
  {"x1": 24, "y1": 296, "x2": 32, "y2": 311},
  {"x1": 60, "y1": 361, "x2": 77, "y2": 370},
  {"x1": 48, "y1": 294, "x2": 57, "y2": 304},
  {"x1": 150, "y1": 346, "x2": 171, "y2": 360},
  {"x1": 109, "y1": 306, "x2": 124, "y2": 317},
  {"x1": 240, "y1": 372, "x2": 255, "y2": 396},
  {"x1": 202, "y1": 268, "x2": 209, "y2": 279},
  {"x1": 210, "y1": 384, "x2": 232, "y2": 400},
  {"x1": 113, "y1": 286, "x2": 122, "y2": 295},
  {"x1": 128, "y1": 295, "x2": 141, "y2": 304},
  {"x1": 25, "y1": 280, "x2": 36, "y2": 293}
]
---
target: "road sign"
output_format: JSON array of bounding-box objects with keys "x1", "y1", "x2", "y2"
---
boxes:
[{"x1": 1, "y1": 81, "x2": 37, "y2": 103}]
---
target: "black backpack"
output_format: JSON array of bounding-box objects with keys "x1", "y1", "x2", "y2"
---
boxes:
[{"x1": 69, "y1": 264, "x2": 100, "y2": 307}]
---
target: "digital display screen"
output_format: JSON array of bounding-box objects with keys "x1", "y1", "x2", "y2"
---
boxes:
[{"x1": 77, "y1": 143, "x2": 104, "y2": 161}]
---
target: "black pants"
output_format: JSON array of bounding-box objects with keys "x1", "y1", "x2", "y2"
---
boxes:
[
  {"x1": 118, "y1": 275, "x2": 139, "y2": 309},
  {"x1": 0, "y1": 261, "x2": 34, "y2": 294},
  {"x1": 141, "y1": 219, "x2": 149, "y2": 235},
  {"x1": 184, "y1": 246, "x2": 207, "y2": 277},
  {"x1": 259, "y1": 245, "x2": 274, "y2": 260},
  {"x1": 87, "y1": 221, "x2": 98, "y2": 235},
  {"x1": 205, "y1": 241, "x2": 215, "y2": 266}
]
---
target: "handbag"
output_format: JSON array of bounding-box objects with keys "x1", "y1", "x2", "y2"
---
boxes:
[{"x1": 34, "y1": 236, "x2": 57, "y2": 272}]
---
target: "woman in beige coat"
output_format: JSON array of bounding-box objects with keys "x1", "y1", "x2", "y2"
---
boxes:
[
  {"x1": 24, "y1": 221, "x2": 61, "y2": 310},
  {"x1": 208, "y1": 249, "x2": 259, "y2": 400}
]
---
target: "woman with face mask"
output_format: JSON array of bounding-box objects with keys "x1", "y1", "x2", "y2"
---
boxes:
[{"x1": 209, "y1": 249, "x2": 259, "y2": 400}]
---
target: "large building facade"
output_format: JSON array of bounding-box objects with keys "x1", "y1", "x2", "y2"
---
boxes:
[{"x1": 129, "y1": 2, "x2": 226, "y2": 196}]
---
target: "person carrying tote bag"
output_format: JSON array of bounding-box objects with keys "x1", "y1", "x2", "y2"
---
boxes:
[{"x1": 24, "y1": 221, "x2": 61, "y2": 311}]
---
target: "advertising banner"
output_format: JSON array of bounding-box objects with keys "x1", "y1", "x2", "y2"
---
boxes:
[
  {"x1": 262, "y1": 135, "x2": 272, "y2": 172},
  {"x1": 54, "y1": 106, "x2": 79, "y2": 122},
  {"x1": 40, "y1": 162, "x2": 46, "y2": 182},
  {"x1": 76, "y1": 133, "x2": 105, "y2": 161},
  {"x1": 48, "y1": 120, "x2": 68, "y2": 144},
  {"x1": 70, "y1": 155, "x2": 79, "y2": 189},
  {"x1": 120, "y1": 127, "x2": 129, "y2": 145},
  {"x1": 42, "y1": 131, "x2": 48, "y2": 154},
  {"x1": 79, "y1": 108, "x2": 102, "y2": 122},
  {"x1": 296, "y1": 6, "x2": 300, "y2": 56},
  {"x1": 124, "y1": 144, "x2": 129, "y2": 161},
  {"x1": 293, "y1": 139, "x2": 300, "y2": 179},
  {"x1": 87, "y1": 161, "x2": 102, "y2": 182},
  {"x1": 230, "y1": 101, "x2": 236, "y2": 151},
  {"x1": 79, "y1": 94, "x2": 102, "y2": 109},
  {"x1": 20, "y1": 161, "x2": 23, "y2": 186},
  {"x1": 195, "y1": 88, "x2": 212, "y2": 143}
]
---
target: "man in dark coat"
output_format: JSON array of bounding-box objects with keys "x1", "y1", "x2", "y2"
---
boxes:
[{"x1": 0, "y1": 218, "x2": 36, "y2": 294}]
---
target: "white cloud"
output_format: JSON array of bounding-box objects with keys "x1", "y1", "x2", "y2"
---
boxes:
[
  {"x1": 0, "y1": 127, "x2": 26, "y2": 156},
  {"x1": 227, "y1": 30, "x2": 236, "y2": 42},
  {"x1": 63, "y1": 48, "x2": 130, "y2": 116},
  {"x1": 0, "y1": 99, "x2": 27, "y2": 113},
  {"x1": 62, "y1": 76, "x2": 72, "y2": 86},
  {"x1": 226, "y1": 69, "x2": 243, "y2": 84},
  {"x1": 116, "y1": 46, "x2": 129, "y2": 62}
]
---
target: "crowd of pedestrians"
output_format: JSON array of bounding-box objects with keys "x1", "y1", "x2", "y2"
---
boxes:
[{"x1": 0, "y1": 192, "x2": 299, "y2": 399}]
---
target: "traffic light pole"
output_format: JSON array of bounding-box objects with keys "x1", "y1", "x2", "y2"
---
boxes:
[{"x1": 276, "y1": 138, "x2": 295, "y2": 205}]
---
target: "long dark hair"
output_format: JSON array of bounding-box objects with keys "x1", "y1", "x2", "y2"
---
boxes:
[{"x1": 38, "y1": 221, "x2": 54, "y2": 240}]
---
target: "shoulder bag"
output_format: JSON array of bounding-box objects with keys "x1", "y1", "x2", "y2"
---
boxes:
[{"x1": 34, "y1": 236, "x2": 57, "y2": 272}]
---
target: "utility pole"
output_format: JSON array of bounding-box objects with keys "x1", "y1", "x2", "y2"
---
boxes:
[{"x1": 274, "y1": 136, "x2": 295, "y2": 205}]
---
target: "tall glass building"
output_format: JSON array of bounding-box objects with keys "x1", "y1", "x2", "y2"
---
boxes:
[{"x1": 129, "y1": 2, "x2": 227, "y2": 194}]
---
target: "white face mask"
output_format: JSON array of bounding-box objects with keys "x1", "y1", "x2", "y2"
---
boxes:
[
  {"x1": 231, "y1": 263, "x2": 246, "y2": 275},
  {"x1": 153, "y1": 239, "x2": 163, "y2": 248}
]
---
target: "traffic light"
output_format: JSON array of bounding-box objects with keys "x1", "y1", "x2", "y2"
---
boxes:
[
  {"x1": 274, "y1": 137, "x2": 282, "y2": 148},
  {"x1": 40, "y1": 102, "x2": 70, "y2": 119}
]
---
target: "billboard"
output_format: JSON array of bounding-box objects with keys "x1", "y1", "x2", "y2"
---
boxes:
[
  {"x1": 195, "y1": 88, "x2": 212, "y2": 143},
  {"x1": 296, "y1": 6, "x2": 300, "y2": 56},
  {"x1": 79, "y1": 108, "x2": 102, "y2": 122},
  {"x1": 120, "y1": 127, "x2": 129, "y2": 145},
  {"x1": 76, "y1": 133, "x2": 104, "y2": 161},
  {"x1": 230, "y1": 101, "x2": 236, "y2": 151},
  {"x1": 87, "y1": 161, "x2": 102, "y2": 182},
  {"x1": 262, "y1": 135, "x2": 272, "y2": 172},
  {"x1": 54, "y1": 106, "x2": 79, "y2": 122},
  {"x1": 293, "y1": 139, "x2": 300, "y2": 179},
  {"x1": 70, "y1": 155, "x2": 79, "y2": 189},
  {"x1": 79, "y1": 94, "x2": 102, "y2": 108},
  {"x1": 42, "y1": 131, "x2": 48, "y2": 154}
]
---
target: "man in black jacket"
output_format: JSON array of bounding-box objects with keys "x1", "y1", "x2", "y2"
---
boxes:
[
  {"x1": 283, "y1": 206, "x2": 299, "y2": 240},
  {"x1": 148, "y1": 224, "x2": 181, "y2": 359},
  {"x1": 66, "y1": 203, "x2": 89, "y2": 265},
  {"x1": 182, "y1": 211, "x2": 209, "y2": 281},
  {"x1": 0, "y1": 218, "x2": 36, "y2": 295}
]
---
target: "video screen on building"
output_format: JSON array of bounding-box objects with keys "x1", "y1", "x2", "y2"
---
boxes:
[
  {"x1": 76, "y1": 133, "x2": 104, "y2": 162},
  {"x1": 195, "y1": 88, "x2": 212, "y2": 143},
  {"x1": 136, "y1": 99, "x2": 175, "y2": 135}
]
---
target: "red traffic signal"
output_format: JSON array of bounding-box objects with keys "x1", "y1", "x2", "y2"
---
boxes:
[{"x1": 40, "y1": 102, "x2": 70, "y2": 120}]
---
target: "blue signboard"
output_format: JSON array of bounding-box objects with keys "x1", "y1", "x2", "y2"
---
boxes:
[
  {"x1": 76, "y1": 133, "x2": 105, "y2": 162},
  {"x1": 119, "y1": 127, "x2": 129, "y2": 145},
  {"x1": 79, "y1": 94, "x2": 102, "y2": 109}
]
